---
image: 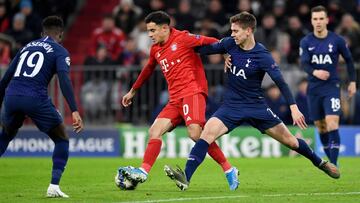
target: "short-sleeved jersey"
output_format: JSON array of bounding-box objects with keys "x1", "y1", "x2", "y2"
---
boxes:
[
  {"x1": 6, "y1": 36, "x2": 70, "y2": 98},
  {"x1": 199, "y1": 37, "x2": 285, "y2": 107},
  {"x1": 299, "y1": 31, "x2": 352, "y2": 94},
  {"x1": 133, "y1": 28, "x2": 217, "y2": 101}
]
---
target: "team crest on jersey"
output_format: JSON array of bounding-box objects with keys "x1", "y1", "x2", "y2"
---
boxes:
[
  {"x1": 245, "y1": 58, "x2": 251, "y2": 67},
  {"x1": 65, "y1": 57, "x2": 70, "y2": 66},
  {"x1": 328, "y1": 43, "x2": 333, "y2": 53},
  {"x1": 156, "y1": 52, "x2": 161, "y2": 58},
  {"x1": 171, "y1": 43, "x2": 177, "y2": 51}
]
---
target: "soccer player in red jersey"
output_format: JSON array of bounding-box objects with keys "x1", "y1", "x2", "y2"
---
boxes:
[{"x1": 120, "y1": 11, "x2": 239, "y2": 190}]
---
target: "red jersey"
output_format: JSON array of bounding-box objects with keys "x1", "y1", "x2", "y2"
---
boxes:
[{"x1": 132, "y1": 28, "x2": 218, "y2": 100}]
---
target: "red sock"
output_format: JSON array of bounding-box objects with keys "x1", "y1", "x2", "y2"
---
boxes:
[
  {"x1": 141, "y1": 139, "x2": 162, "y2": 173},
  {"x1": 208, "y1": 142, "x2": 232, "y2": 172}
]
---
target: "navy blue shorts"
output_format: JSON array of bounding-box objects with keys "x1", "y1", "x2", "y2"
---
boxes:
[
  {"x1": 307, "y1": 92, "x2": 341, "y2": 121},
  {"x1": 1, "y1": 96, "x2": 63, "y2": 133},
  {"x1": 212, "y1": 104, "x2": 282, "y2": 133}
]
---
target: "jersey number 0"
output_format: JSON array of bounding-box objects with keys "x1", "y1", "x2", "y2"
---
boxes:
[{"x1": 14, "y1": 51, "x2": 44, "y2": 78}]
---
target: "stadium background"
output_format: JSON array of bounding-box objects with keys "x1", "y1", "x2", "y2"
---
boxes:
[{"x1": 0, "y1": 0, "x2": 360, "y2": 202}]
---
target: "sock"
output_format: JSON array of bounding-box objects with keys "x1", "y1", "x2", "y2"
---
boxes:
[
  {"x1": 319, "y1": 132, "x2": 330, "y2": 160},
  {"x1": 51, "y1": 138, "x2": 69, "y2": 185},
  {"x1": 328, "y1": 130, "x2": 340, "y2": 166},
  {"x1": 141, "y1": 139, "x2": 162, "y2": 173},
  {"x1": 207, "y1": 142, "x2": 232, "y2": 172},
  {"x1": 0, "y1": 129, "x2": 14, "y2": 156},
  {"x1": 185, "y1": 139, "x2": 209, "y2": 182},
  {"x1": 294, "y1": 138, "x2": 322, "y2": 167}
]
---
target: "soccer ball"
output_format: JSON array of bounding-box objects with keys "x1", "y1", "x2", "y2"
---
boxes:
[{"x1": 115, "y1": 166, "x2": 138, "y2": 190}]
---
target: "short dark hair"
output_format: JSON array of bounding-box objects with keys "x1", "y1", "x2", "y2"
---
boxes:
[
  {"x1": 42, "y1": 16, "x2": 64, "y2": 33},
  {"x1": 145, "y1": 11, "x2": 170, "y2": 25},
  {"x1": 230, "y1": 12, "x2": 257, "y2": 31},
  {"x1": 311, "y1": 5, "x2": 328, "y2": 16}
]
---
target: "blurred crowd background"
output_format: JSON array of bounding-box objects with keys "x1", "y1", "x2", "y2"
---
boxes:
[{"x1": 0, "y1": 0, "x2": 359, "y2": 126}]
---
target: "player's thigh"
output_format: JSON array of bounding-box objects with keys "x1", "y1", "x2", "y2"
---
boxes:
[
  {"x1": 201, "y1": 117, "x2": 228, "y2": 144},
  {"x1": 181, "y1": 93, "x2": 207, "y2": 127},
  {"x1": 307, "y1": 94, "x2": 325, "y2": 121},
  {"x1": 47, "y1": 123, "x2": 68, "y2": 141},
  {"x1": 247, "y1": 107, "x2": 282, "y2": 134},
  {"x1": 1, "y1": 97, "x2": 26, "y2": 136},
  {"x1": 265, "y1": 123, "x2": 298, "y2": 149},
  {"x1": 27, "y1": 98, "x2": 63, "y2": 133},
  {"x1": 156, "y1": 102, "x2": 183, "y2": 130},
  {"x1": 148, "y1": 118, "x2": 174, "y2": 139}
]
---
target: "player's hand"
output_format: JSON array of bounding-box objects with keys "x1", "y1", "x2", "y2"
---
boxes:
[
  {"x1": 347, "y1": 82, "x2": 356, "y2": 98},
  {"x1": 72, "y1": 111, "x2": 83, "y2": 133},
  {"x1": 290, "y1": 104, "x2": 307, "y2": 130},
  {"x1": 223, "y1": 55, "x2": 232, "y2": 73},
  {"x1": 313, "y1": 70, "x2": 330, "y2": 80},
  {"x1": 122, "y1": 89, "x2": 136, "y2": 107}
]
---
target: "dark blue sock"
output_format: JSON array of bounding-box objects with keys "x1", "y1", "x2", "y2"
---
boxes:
[
  {"x1": 319, "y1": 132, "x2": 330, "y2": 160},
  {"x1": 51, "y1": 138, "x2": 69, "y2": 185},
  {"x1": 294, "y1": 138, "x2": 322, "y2": 166},
  {"x1": 328, "y1": 130, "x2": 340, "y2": 166},
  {"x1": 0, "y1": 129, "x2": 13, "y2": 156},
  {"x1": 185, "y1": 139, "x2": 209, "y2": 182}
]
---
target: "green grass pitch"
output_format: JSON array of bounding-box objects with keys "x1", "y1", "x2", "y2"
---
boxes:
[{"x1": 0, "y1": 157, "x2": 359, "y2": 203}]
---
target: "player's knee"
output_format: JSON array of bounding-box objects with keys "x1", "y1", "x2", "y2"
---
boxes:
[
  {"x1": 148, "y1": 127, "x2": 163, "y2": 139},
  {"x1": 326, "y1": 121, "x2": 339, "y2": 131},
  {"x1": 187, "y1": 124, "x2": 201, "y2": 141},
  {"x1": 283, "y1": 136, "x2": 299, "y2": 149}
]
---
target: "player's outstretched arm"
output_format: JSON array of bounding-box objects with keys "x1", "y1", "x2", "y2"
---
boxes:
[
  {"x1": 122, "y1": 88, "x2": 136, "y2": 107},
  {"x1": 72, "y1": 111, "x2": 83, "y2": 133}
]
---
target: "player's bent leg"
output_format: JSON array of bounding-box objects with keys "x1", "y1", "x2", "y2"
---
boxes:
[
  {"x1": 124, "y1": 118, "x2": 173, "y2": 184},
  {"x1": 46, "y1": 123, "x2": 70, "y2": 198},
  {"x1": 325, "y1": 115, "x2": 340, "y2": 166},
  {"x1": 314, "y1": 119, "x2": 331, "y2": 161}
]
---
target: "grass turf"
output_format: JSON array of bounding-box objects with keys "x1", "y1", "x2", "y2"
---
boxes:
[{"x1": 0, "y1": 157, "x2": 359, "y2": 203}]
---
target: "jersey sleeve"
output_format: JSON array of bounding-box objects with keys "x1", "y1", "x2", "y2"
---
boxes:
[
  {"x1": 56, "y1": 48, "x2": 70, "y2": 73},
  {"x1": 181, "y1": 32, "x2": 218, "y2": 48},
  {"x1": 196, "y1": 37, "x2": 228, "y2": 55},
  {"x1": 337, "y1": 36, "x2": 356, "y2": 82},
  {"x1": 299, "y1": 38, "x2": 314, "y2": 75},
  {"x1": 131, "y1": 47, "x2": 157, "y2": 90},
  {"x1": 262, "y1": 55, "x2": 296, "y2": 105}
]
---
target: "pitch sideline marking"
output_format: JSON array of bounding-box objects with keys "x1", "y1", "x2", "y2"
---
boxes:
[{"x1": 116, "y1": 191, "x2": 360, "y2": 203}]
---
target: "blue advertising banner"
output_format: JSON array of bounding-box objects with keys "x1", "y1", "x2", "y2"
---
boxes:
[
  {"x1": 3, "y1": 128, "x2": 120, "y2": 157},
  {"x1": 315, "y1": 126, "x2": 360, "y2": 157}
]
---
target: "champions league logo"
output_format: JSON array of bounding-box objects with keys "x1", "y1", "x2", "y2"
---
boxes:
[
  {"x1": 171, "y1": 43, "x2": 177, "y2": 51},
  {"x1": 328, "y1": 43, "x2": 333, "y2": 53}
]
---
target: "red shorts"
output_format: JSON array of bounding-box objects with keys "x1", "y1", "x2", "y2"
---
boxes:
[{"x1": 157, "y1": 93, "x2": 207, "y2": 127}]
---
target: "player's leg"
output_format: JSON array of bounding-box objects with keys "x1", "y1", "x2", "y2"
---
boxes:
[
  {"x1": 324, "y1": 115, "x2": 340, "y2": 166},
  {"x1": 314, "y1": 119, "x2": 331, "y2": 160},
  {"x1": 141, "y1": 117, "x2": 173, "y2": 173},
  {"x1": 183, "y1": 93, "x2": 232, "y2": 173},
  {"x1": 46, "y1": 123, "x2": 70, "y2": 198},
  {"x1": 27, "y1": 98, "x2": 70, "y2": 197},
  {"x1": 265, "y1": 123, "x2": 339, "y2": 179},
  {"x1": 308, "y1": 95, "x2": 331, "y2": 161},
  {"x1": 122, "y1": 103, "x2": 178, "y2": 183},
  {"x1": 0, "y1": 97, "x2": 25, "y2": 156},
  {"x1": 323, "y1": 94, "x2": 341, "y2": 166},
  {"x1": 182, "y1": 94, "x2": 238, "y2": 190},
  {"x1": 164, "y1": 117, "x2": 229, "y2": 190}
]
